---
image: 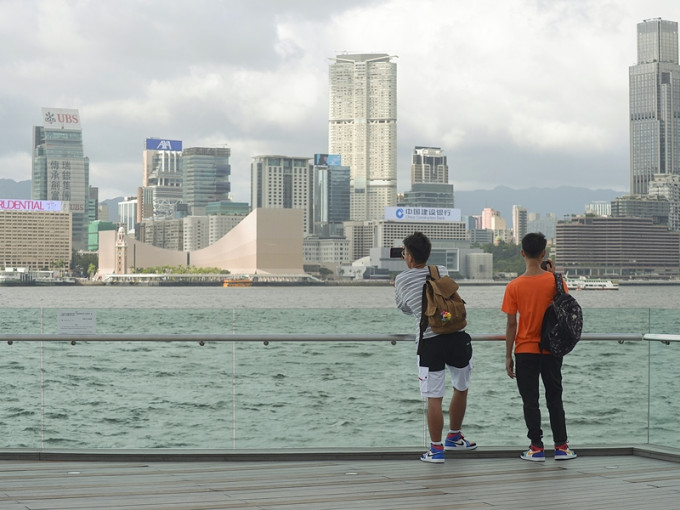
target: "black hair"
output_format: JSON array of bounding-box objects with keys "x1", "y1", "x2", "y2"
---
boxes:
[
  {"x1": 522, "y1": 232, "x2": 547, "y2": 259},
  {"x1": 402, "y1": 231, "x2": 431, "y2": 264}
]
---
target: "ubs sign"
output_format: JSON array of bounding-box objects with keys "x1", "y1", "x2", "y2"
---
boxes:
[
  {"x1": 146, "y1": 138, "x2": 182, "y2": 151},
  {"x1": 42, "y1": 107, "x2": 81, "y2": 131}
]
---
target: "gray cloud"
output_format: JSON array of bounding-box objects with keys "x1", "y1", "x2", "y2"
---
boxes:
[{"x1": 0, "y1": 0, "x2": 675, "y2": 203}]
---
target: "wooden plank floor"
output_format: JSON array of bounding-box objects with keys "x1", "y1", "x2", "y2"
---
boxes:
[{"x1": 0, "y1": 453, "x2": 679, "y2": 509}]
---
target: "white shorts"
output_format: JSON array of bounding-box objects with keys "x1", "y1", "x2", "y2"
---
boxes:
[{"x1": 418, "y1": 356, "x2": 474, "y2": 398}]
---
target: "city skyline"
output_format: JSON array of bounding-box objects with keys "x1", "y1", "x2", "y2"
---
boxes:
[{"x1": 0, "y1": 1, "x2": 678, "y2": 204}]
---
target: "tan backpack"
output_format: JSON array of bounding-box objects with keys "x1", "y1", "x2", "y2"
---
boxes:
[{"x1": 418, "y1": 266, "x2": 467, "y2": 352}]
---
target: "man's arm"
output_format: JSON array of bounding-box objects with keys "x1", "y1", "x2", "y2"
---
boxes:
[
  {"x1": 505, "y1": 313, "x2": 517, "y2": 379},
  {"x1": 394, "y1": 279, "x2": 411, "y2": 315}
]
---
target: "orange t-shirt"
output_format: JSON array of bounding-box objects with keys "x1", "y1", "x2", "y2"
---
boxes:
[{"x1": 501, "y1": 272, "x2": 567, "y2": 354}]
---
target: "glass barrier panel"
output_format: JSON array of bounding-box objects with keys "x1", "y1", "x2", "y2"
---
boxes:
[
  {"x1": 648, "y1": 339, "x2": 680, "y2": 447},
  {"x1": 649, "y1": 309, "x2": 680, "y2": 335},
  {"x1": 0, "y1": 306, "x2": 672, "y2": 449},
  {"x1": 40, "y1": 340, "x2": 235, "y2": 449},
  {"x1": 1, "y1": 342, "x2": 42, "y2": 448},
  {"x1": 0, "y1": 308, "x2": 43, "y2": 447}
]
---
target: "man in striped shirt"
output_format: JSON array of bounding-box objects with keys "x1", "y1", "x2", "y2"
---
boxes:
[{"x1": 394, "y1": 232, "x2": 476, "y2": 463}]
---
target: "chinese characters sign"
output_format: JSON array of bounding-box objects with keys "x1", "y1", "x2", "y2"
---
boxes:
[{"x1": 385, "y1": 207, "x2": 462, "y2": 222}]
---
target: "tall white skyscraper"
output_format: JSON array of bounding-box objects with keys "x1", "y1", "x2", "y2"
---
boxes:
[
  {"x1": 329, "y1": 53, "x2": 397, "y2": 222},
  {"x1": 629, "y1": 18, "x2": 680, "y2": 195}
]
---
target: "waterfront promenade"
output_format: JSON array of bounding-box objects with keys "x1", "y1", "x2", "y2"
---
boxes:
[
  {"x1": 1, "y1": 447, "x2": 679, "y2": 509},
  {"x1": 1, "y1": 294, "x2": 678, "y2": 508}
]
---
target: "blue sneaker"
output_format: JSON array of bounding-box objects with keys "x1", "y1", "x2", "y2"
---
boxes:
[
  {"x1": 420, "y1": 444, "x2": 445, "y2": 463},
  {"x1": 444, "y1": 433, "x2": 477, "y2": 451},
  {"x1": 554, "y1": 443, "x2": 577, "y2": 460},
  {"x1": 520, "y1": 444, "x2": 545, "y2": 462}
]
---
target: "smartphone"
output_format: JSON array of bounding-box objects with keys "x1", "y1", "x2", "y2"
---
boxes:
[{"x1": 390, "y1": 247, "x2": 404, "y2": 258}]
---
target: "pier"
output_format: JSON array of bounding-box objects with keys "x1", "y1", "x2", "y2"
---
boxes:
[
  {"x1": 0, "y1": 331, "x2": 678, "y2": 508},
  {"x1": 0, "y1": 446, "x2": 679, "y2": 508}
]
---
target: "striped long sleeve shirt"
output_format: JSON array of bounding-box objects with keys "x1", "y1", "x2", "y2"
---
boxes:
[{"x1": 394, "y1": 265, "x2": 448, "y2": 344}]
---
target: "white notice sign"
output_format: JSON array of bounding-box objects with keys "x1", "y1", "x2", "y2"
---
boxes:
[{"x1": 58, "y1": 310, "x2": 96, "y2": 335}]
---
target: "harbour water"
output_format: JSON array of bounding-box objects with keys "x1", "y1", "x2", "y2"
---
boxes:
[{"x1": 0, "y1": 284, "x2": 678, "y2": 450}]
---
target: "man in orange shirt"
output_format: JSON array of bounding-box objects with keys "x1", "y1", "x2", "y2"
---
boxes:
[{"x1": 501, "y1": 233, "x2": 577, "y2": 462}]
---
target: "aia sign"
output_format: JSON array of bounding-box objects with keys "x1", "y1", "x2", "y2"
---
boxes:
[
  {"x1": 145, "y1": 138, "x2": 182, "y2": 151},
  {"x1": 42, "y1": 107, "x2": 81, "y2": 130}
]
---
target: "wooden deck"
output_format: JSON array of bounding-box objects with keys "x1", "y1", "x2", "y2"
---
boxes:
[{"x1": 1, "y1": 447, "x2": 679, "y2": 509}]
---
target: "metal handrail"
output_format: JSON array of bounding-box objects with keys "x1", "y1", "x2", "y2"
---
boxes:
[
  {"x1": 644, "y1": 333, "x2": 680, "y2": 344},
  {"x1": 0, "y1": 332, "x2": 643, "y2": 345}
]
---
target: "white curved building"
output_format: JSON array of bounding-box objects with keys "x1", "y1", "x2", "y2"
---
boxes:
[{"x1": 98, "y1": 208, "x2": 304, "y2": 276}]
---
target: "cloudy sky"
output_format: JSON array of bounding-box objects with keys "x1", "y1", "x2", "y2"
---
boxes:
[{"x1": 0, "y1": 0, "x2": 677, "y2": 203}]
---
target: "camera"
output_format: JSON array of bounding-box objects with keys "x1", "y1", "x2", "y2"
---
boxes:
[{"x1": 390, "y1": 247, "x2": 404, "y2": 258}]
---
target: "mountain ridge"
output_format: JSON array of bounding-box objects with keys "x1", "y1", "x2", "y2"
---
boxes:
[
  {"x1": 1, "y1": 179, "x2": 623, "y2": 221},
  {"x1": 453, "y1": 185, "x2": 623, "y2": 219}
]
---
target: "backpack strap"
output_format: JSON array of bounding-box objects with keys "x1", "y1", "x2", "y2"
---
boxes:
[
  {"x1": 541, "y1": 272, "x2": 566, "y2": 355},
  {"x1": 417, "y1": 266, "x2": 437, "y2": 356},
  {"x1": 554, "y1": 272, "x2": 565, "y2": 295}
]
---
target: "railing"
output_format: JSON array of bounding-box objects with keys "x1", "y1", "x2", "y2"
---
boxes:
[
  {"x1": 0, "y1": 333, "x2": 680, "y2": 448},
  {"x1": 0, "y1": 307, "x2": 677, "y2": 452}
]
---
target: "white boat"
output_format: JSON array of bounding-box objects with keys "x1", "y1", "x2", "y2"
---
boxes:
[{"x1": 565, "y1": 276, "x2": 619, "y2": 290}]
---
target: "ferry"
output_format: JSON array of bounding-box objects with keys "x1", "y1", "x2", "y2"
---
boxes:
[
  {"x1": 565, "y1": 276, "x2": 619, "y2": 290},
  {"x1": 223, "y1": 276, "x2": 254, "y2": 287}
]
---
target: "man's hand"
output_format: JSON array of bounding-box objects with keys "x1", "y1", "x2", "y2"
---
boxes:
[{"x1": 506, "y1": 356, "x2": 515, "y2": 379}]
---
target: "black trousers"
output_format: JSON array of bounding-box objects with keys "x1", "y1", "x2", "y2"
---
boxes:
[{"x1": 515, "y1": 353, "x2": 567, "y2": 448}]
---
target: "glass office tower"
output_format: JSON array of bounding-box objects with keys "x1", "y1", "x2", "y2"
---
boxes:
[
  {"x1": 313, "y1": 154, "x2": 350, "y2": 237},
  {"x1": 181, "y1": 147, "x2": 231, "y2": 216},
  {"x1": 32, "y1": 107, "x2": 91, "y2": 250},
  {"x1": 630, "y1": 18, "x2": 680, "y2": 194}
]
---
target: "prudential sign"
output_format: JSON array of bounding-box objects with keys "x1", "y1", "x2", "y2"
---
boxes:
[{"x1": 385, "y1": 207, "x2": 462, "y2": 222}]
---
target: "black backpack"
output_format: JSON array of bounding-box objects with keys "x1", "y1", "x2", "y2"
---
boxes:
[{"x1": 540, "y1": 272, "x2": 583, "y2": 357}]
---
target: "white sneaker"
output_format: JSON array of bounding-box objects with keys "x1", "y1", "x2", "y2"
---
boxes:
[
  {"x1": 420, "y1": 446, "x2": 445, "y2": 463},
  {"x1": 444, "y1": 433, "x2": 477, "y2": 451}
]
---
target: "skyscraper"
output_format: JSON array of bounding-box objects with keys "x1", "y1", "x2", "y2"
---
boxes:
[
  {"x1": 411, "y1": 146, "x2": 448, "y2": 184},
  {"x1": 312, "y1": 154, "x2": 350, "y2": 237},
  {"x1": 181, "y1": 147, "x2": 231, "y2": 216},
  {"x1": 32, "y1": 107, "x2": 91, "y2": 250},
  {"x1": 329, "y1": 53, "x2": 397, "y2": 222},
  {"x1": 142, "y1": 138, "x2": 183, "y2": 220},
  {"x1": 512, "y1": 205, "x2": 527, "y2": 245},
  {"x1": 401, "y1": 146, "x2": 454, "y2": 209},
  {"x1": 251, "y1": 155, "x2": 313, "y2": 234},
  {"x1": 629, "y1": 18, "x2": 680, "y2": 195}
]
